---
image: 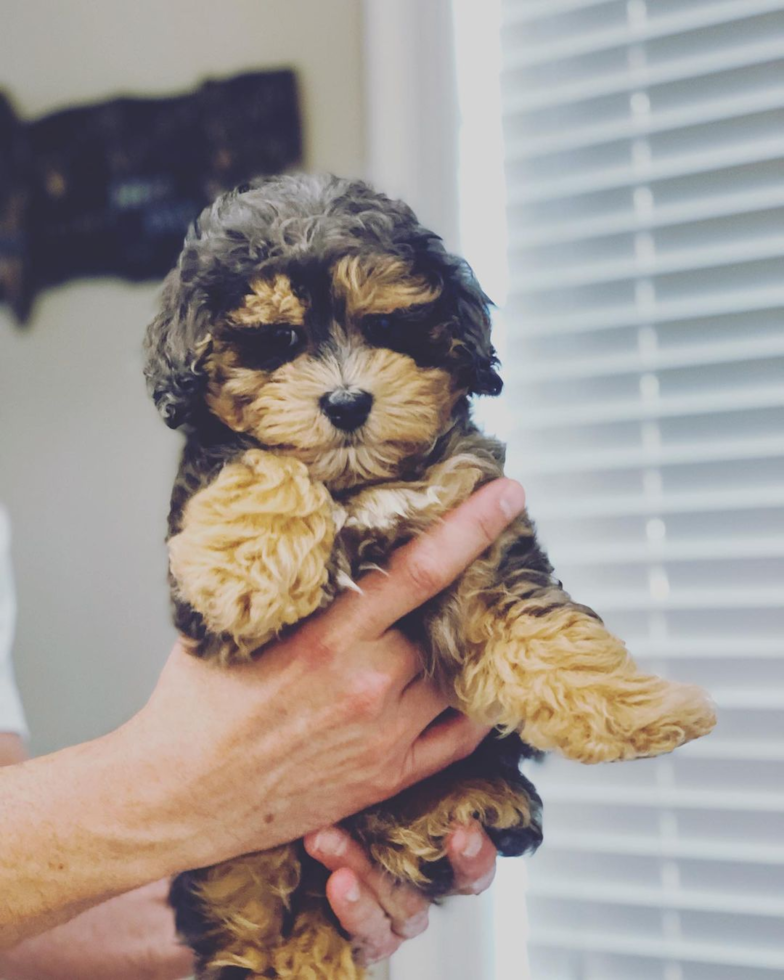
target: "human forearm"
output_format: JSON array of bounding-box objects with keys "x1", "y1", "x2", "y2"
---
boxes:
[
  {"x1": 0, "y1": 880, "x2": 192, "y2": 980},
  {"x1": 0, "y1": 724, "x2": 206, "y2": 947},
  {"x1": 1, "y1": 738, "x2": 192, "y2": 978}
]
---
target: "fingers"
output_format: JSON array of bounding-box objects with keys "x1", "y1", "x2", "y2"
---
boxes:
[
  {"x1": 398, "y1": 673, "x2": 452, "y2": 725},
  {"x1": 305, "y1": 827, "x2": 429, "y2": 940},
  {"x1": 328, "y1": 478, "x2": 526, "y2": 640},
  {"x1": 308, "y1": 819, "x2": 495, "y2": 968},
  {"x1": 325, "y1": 868, "x2": 403, "y2": 966},
  {"x1": 376, "y1": 629, "x2": 431, "y2": 694},
  {"x1": 399, "y1": 712, "x2": 491, "y2": 793},
  {"x1": 446, "y1": 821, "x2": 498, "y2": 895}
]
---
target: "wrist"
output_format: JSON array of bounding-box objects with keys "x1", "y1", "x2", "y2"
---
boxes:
[
  {"x1": 101, "y1": 710, "x2": 214, "y2": 880},
  {"x1": 117, "y1": 695, "x2": 286, "y2": 873}
]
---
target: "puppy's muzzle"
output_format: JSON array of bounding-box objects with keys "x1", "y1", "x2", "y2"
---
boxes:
[{"x1": 320, "y1": 388, "x2": 373, "y2": 432}]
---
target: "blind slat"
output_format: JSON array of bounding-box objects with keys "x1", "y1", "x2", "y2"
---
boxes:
[
  {"x1": 711, "y1": 688, "x2": 784, "y2": 709},
  {"x1": 528, "y1": 486, "x2": 784, "y2": 520},
  {"x1": 551, "y1": 588, "x2": 784, "y2": 612},
  {"x1": 527, "y1": 880, "x2": 784, "y2": 917},
  {"x1": 511, "y1": 237, "x2": 784, "y2": 293},
  {"x1": 543, "y1": 831, "x2": 784, "y2": 864},
  {"x1": 623, "y1": 637, "x2": 782, "y2": 658},
  {"x1": 511, "y1": 386, "x2": 784, "y2": 430},
  {"x1": 507, "y1": 87, "x2": 784, "y2": 161},
  {"x1": 507, "y1": 136, "x2": 784, "y2": 205},
  {"x1": 504, "y1": 0, "x2": 616, "y2": 27},
  {"x1": 676, "y1": 738, "x2": 784, "y2": 761},
  {"x1": 508, "y1": 337, "x2": 784, "y2": 384},
  {"x1": 509, "y1": 187, "x2": 784, "y2": 249},
  {"x1": 527, "y1": 930, "x2": 784, "y2": 972},
  {"x1": 503, "y1": 38, "x2": 783, "y2": 115},
  {"x1": 555, "y1": 537, "x2": 784, "y2": 567},
  {"x1": 515, "y1": 286, "x2": 784, "y2": 336},
  {"x1": 542, "y1": 785, "x2": 784, "y2": 813},
  {"x1": 523, "y1": 435, "x2": 784, "y2": 474},
  {"x1": 505, "y1": 0, "x2": 784, "y2": 70}
]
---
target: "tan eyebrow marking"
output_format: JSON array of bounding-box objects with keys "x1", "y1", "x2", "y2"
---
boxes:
[
  {"x1": 333, "y1": 254, "x2": 442, "y2": 318},
  {"x1": 228, "y1": 274, "x2": 306, "y2": 327}
]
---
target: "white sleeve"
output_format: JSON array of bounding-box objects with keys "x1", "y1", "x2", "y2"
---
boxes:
[{"x1": 0, "y1": 507, "x2": 29, "y2": 738}]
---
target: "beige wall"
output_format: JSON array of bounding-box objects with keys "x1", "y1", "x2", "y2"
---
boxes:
[{"x1": 0, "y1": 0, "x2": 366, "y2": 755}]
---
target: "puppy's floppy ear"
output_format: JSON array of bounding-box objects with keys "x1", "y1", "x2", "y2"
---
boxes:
[
  {"x1": 454, "y1": 265, "x2": 503, "y2": 396},
  {"x1": 414, "y1": 233, "x2": 502, "y2": 396},
  {"x1": 441, "y1": 256, "x2": 503, "y2": 397},
  {"x1": 143, "y1": 268, "x2": 213, "y2": 429}
]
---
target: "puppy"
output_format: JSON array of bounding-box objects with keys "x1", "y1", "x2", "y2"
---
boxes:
[{"x1": 144, "y1": 174, "x2": 716, "y2": 979}]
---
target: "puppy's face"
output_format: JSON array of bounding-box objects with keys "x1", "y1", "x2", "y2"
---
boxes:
[
  {"x1": 204, "y1": 254, "x2": 463, "y2": 489},
  {"x1": 144, "y1": 177, "x2": 502, "y2": 481}
]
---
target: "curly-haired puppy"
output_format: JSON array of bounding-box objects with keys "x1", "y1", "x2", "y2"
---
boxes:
[{"x1": 144, "y1": 174, "x2": 716, "y2": 979}]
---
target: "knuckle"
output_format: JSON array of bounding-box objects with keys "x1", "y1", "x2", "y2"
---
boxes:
[
  {"x1": 397, "y1": 890, "x2": 429, "y2": 924},
  {"x1": 454, "y1": 726, "x2": 484, "y2": 763},
  {"x1": 301, "y1": 629, "x2": 336, "y2": 666},
  {"x1": 369, "y1": 938, "x2": 401, "y2": 964},
  {"x1": 382, "y1": 630, "x2": 419, "y2": 679},
  {"x1": 475, "y1": 510, "x2": 499, "y2": 548},
  {"x1": 365, "y1": 751, "x2": 402, "y2": 799},
  {"x1": 470, "y1": 867, "x2": 496, "y2": 895},
  {"x1": 404, "y1": 551, "x2": 444, "y2": 596},
  {"x1": 397, "y1": 907, "x2": 429, "y2": 940},
  {"x1": 346, "y1": 671, "x2": 393, "y2": 719}
]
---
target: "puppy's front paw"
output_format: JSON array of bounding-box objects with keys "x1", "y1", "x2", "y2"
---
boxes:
[{"x1": 169, "y1": 450, "x2": 335, "y2": 657}]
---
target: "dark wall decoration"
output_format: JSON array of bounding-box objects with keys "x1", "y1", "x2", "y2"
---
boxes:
[{"x1": 0, "y1": 70, "x2": 301, "y2": 324}]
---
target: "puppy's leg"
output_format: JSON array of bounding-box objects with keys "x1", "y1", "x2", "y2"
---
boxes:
[
  {"x1": 168, "y1": 449, "x2": 336, "y2": 661},
  {"x1": 173, "y1": 851, "x2": 363, "y2": 980},
  {"x1": 269, "y1": 897, "x2": 363, "y2": 980},
  {"x1": 442, "y1": 518, "x2": 717, "y2": 763},
  {"x1": 170, "y1": 846, "x2": 301, "y2": 980},
  {"x1": 348, "y1": 736, "x2": 542, "y2": 899}
]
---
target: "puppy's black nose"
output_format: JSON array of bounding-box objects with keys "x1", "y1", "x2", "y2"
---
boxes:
[{"x1": 320, "y1": 389, "x2": 374, "y2": 431}]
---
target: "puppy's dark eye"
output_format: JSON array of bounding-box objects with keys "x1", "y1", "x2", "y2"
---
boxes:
[
  {"x1": 224, "y1": 323, "x2": 305, "y2": 370},
  {"x1": 362, "y1": 308, "x2": 448, "y2": 368},
  {"x1": 271, "y1": 326, "x2": 301, "y2": 349},
  {"x1": 364, "y1": 314, "x2": 399, "y2": 344}
]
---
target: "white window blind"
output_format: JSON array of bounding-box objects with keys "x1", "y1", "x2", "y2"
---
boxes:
[{"x1": 488, "y1": 1, "x2": 784, "y2": 979}]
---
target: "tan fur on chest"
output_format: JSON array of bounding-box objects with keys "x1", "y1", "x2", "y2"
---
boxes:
[{"x1": 340, "y1": 452, "x2": 499, "y2": 543}]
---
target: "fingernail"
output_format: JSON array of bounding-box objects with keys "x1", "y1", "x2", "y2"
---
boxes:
[
  {"x1": 472, "y1": 868, "x2": 496, "y2": 895},
  {"x1": 498, "y1": 482, "x2": 526, "y2": 520},
  {"x1": 345, "y1": 879, "x2": 361, "y2": 903},
  {"x1": 461, "y1": 830, "x2": 483, "y2": 859},
  {"x1": 313, "y1": 828, "x2": 348, "y2": 857}
]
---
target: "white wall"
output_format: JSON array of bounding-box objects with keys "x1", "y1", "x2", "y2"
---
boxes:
[{"x1": 0, "y1": 0, "x2": 366, "y2": 755}]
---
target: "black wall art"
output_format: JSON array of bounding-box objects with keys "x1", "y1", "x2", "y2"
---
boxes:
[{"x1": 0, "y1": 70, "x2": 301, "y2": 324}]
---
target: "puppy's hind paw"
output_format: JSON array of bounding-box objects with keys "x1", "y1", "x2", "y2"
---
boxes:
[
  {"x1": 613, "y1": 675, "x2": 717, "y2": 761},
  {"x1": 457, "y1": 601, "x2": 717, "y2": 764},
  {"x1": 528, "y1": 672, "x2": 717, "y2": 764}
]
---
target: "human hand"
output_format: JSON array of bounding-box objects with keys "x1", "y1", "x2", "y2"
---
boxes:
[
  {"x1": 125, "y1": 477, "x2": 526, "y2": 874},
  {"x1": 305, "y1": 821, "x2": 497, "y2": 965},
  {"x1": 0, "y1": 880, "x2": 192, "y2": 980},
  {"x1": 0, "y1": 478, "x2": 525, "y2": 947}
]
